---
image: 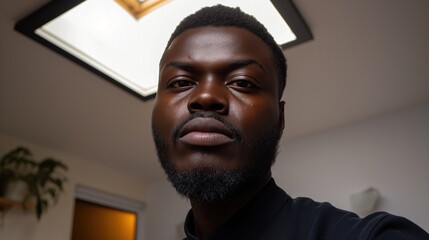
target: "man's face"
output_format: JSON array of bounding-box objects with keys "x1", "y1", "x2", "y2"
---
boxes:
[{"x1": 151, "y1": 26, "x2": 285, "y2": 201}]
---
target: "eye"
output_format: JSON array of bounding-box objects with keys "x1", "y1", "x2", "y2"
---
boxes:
[
  {"x1": 167, "y1": 79, "x2": 196, "y2": 88},
  {"x1": 228, "y1": 79, "x2": 259, "y2": 89}
]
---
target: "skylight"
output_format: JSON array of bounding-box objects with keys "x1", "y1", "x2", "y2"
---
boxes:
[{"x1": 16, "y1": 0, "x2": 312, "y2": 99}]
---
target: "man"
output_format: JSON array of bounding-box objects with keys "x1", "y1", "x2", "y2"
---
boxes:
[{"x1": 151, "y1": 5, "x2": 429, "y2": 240}]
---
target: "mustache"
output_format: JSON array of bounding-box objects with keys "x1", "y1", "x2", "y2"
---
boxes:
[{"x1": 172, "y1": 112, "x2": 244, "y2": 144}]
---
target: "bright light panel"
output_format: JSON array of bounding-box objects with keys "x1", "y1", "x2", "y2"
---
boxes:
[{"x1": 35, "y1": 0, "x2": 296, "y2": 97}]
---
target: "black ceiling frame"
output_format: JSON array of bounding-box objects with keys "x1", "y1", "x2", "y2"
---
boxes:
[
  {"x1": 271, "y1": 0, "x2": 313, "y2": 49},
  {"x1": 15, "y1": 0, "x2": 312, "y2": 101}
]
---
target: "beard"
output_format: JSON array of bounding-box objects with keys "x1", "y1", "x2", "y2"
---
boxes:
[{"x1": 152, "y1": 112, "x2": 281, "y2": 202}]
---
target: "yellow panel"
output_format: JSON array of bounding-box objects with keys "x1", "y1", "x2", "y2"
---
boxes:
[
  {"x1": 114, "y1": 0, "x2": 171, "y2": 20},
  {"x1": 71, "y1": 199, "x2": 136, "y2": 240}
]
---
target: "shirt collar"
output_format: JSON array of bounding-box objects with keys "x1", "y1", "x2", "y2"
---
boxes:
[{"x1": 183, "y1": 178, "x2": 290, "y2": 240}]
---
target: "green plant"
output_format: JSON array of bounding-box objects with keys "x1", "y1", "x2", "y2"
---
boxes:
[{"x1": 0, "y1": 146, "x2": 68, "y2": 220}]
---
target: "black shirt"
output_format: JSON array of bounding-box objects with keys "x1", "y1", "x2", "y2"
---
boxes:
[{"x1": 184, "y1": 179, "x2": 429, "y2": 239}]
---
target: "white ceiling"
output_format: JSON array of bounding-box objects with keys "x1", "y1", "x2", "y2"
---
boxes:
[{"x1": 1, "y1": 0, "x2": 428, "y2": 183}]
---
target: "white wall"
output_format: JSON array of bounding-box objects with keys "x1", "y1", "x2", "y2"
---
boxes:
[
  {"x1": 0, "y1": 134, "x2": 148, "y2": 240},
  {"x1": 145, "y1": 180, "x2": 189, "y2": 240},
  {"x1": 274, "y1": 101, "x2": 429, "y2": 230},
  {"x1": 144, "y1": 102, "x2": 429, "y2": 239}
]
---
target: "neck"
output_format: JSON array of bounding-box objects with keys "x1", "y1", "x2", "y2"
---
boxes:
[{"x1": 190, "y1": 172, "x2": 271, "y2": 238}]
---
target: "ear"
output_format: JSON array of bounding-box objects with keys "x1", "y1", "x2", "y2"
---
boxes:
[{"x1": 278, "y1": 100, "x2": 285, "y2": 137}]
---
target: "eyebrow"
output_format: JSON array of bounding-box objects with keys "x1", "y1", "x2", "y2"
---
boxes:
[
  {"x1": 163, "y1": 59, "x2": 266, "y2": 73},
  {"x1": 228, "y1": 59, "x2": 266, "y2": 73},
  {"x1": 164, "y1": 61, "x2": 196, "y2": 72}
]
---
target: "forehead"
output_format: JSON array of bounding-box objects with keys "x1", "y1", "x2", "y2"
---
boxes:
[{"x1": 160, "y1": 26, "x2": 274, "y2": 69}]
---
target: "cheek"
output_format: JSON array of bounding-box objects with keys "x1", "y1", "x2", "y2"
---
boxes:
[
  {"x1": 152, "y1": 95, "x2": 189, "y2": 138},
  {"x1": 230, "y1": 97, "x2": 280, "y2": 138}
]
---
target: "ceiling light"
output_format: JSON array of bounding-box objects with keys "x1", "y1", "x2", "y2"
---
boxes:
[
  {"x1": 115, "y1": 0, "x2": 171, "y2": 20},
  {"x1": 15, "y1": 0, "x2": 312, "y2": 100}
]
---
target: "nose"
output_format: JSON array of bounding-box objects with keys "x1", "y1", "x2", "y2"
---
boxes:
[{"x1": 187, "y1": 79, "x2": 229, "y2": 115}]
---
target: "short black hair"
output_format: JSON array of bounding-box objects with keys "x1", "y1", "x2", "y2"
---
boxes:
[{"x1": 163, "y1": 4, "x2": 287, "y2": 99}]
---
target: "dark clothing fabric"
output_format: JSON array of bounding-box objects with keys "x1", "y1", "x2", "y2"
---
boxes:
[{"x1": 184, "y1": 179, "x2": 429, "y2": 240}]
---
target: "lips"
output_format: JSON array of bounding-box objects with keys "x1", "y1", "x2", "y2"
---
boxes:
[{"x1": 178, "y1": 117, "x2": 235, "y2": 146}]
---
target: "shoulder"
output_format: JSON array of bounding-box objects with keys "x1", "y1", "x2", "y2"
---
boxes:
[
  {"x1": 362, "y1": 213, "x2": 429, "y2": 240},
  {"x1": 264, "y1": 196, "x2": 429, "y2": 239}
]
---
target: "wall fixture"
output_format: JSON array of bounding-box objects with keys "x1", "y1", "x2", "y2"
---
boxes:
[
  {"x1": 15, "y1": 0, "x2": 312, "y2": 100},
  {"x1": 350, "y1": 187, "x2": 380, "y2": 217}
]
